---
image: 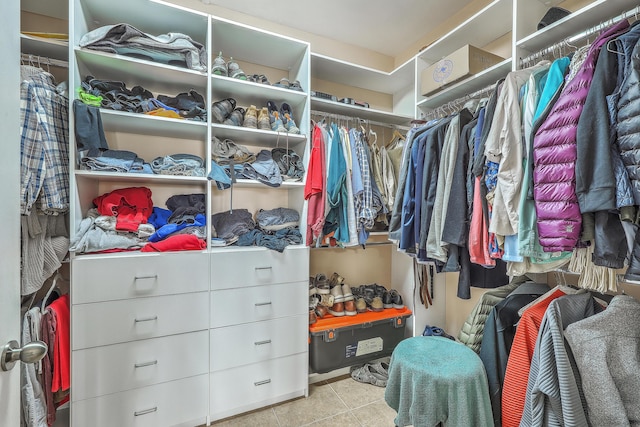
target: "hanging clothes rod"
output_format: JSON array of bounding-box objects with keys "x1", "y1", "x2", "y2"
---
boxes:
[
  {"x1": 519, "y1": 5, "x2": 640, "y2": 66},
  {"x1": 424, "y1": 82, "x2": 496, "y2": 121},
  {"x1": 310, "y1": 109, "x2": 411, "y2": 131},
  {"x1": 20, "y1": 53, "x2": 68, "y2": 69}
]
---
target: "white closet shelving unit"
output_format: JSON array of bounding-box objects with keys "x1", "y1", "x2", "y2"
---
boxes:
[{"x1": 68, "y1": 0, "x2": 311, "y2": 425}]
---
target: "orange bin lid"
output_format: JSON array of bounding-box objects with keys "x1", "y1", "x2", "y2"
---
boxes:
[{"x1": 309, "y1": 307, "x2": 412, "y2": 333}]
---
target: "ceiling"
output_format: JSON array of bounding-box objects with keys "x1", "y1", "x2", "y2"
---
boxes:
[{"x1": 204, "y1": 0, "x2": 474, "y2": 57}]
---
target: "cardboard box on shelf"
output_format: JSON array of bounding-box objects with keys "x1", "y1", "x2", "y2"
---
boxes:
[{"x1": 421, "y1": 45, "x2": 504, "y2": 97}]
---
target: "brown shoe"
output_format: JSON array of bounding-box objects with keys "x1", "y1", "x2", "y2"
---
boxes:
[
  {"x1": 309, "y1": 309, "x2": 317, "y2": 324},
  {"x1": 369, "y1": 296, "x2": 384, "y2": 312},
  {"x1": 315, "y1": 305, "x2": 329, "y2": 318},
  {"x1": 344, "y1": 300, "x2": 357, "y2": 316},
  {"x1": 328, "y1": 301, "x2": 345, "y2": 316},
  {"x1": 355, "y1": 297, "x2": 367, "y2": 313}
]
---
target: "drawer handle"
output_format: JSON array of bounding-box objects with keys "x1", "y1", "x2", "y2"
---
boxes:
[
  {"x1": 134, "y1": 316, "x2": 158, "y2": 323},
  {"x1": 254, "y1": 302, "x2": 272, "y2": 307},
  {"x1": 254, "y1": 379, "x2": 271, "y2": 386},
  {"x1": 134, "y1": 407, "x2": 157, "y2": 417},
  {"x1": 134, "y1": 360, "x2": 158, "y2": 368},
  {"x1": 254, "y1": 266, "x2": 273, "y2": 271},
  {"x1": 254, "y1": 339, "x2": 272, "y2": 346},
  {"x1": 134, "y1": 274, "x2": 158, "y2": 280}
]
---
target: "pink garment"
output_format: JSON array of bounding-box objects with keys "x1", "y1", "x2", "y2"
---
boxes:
[
  {"x1": 469, "y1": 177, "x2": 495, "y2": 267},
  {"x1": 304, "y1": 124, "x2": 326, "y2": 245}
]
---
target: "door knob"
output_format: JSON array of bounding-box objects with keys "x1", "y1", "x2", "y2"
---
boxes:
[{"x1": 1, "y1": 340, "x2": 47, "y2": 372}]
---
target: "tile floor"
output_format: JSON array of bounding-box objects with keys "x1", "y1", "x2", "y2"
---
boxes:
[{"x1": 208, "y1": 375, "x2": 399, "y2": 427}]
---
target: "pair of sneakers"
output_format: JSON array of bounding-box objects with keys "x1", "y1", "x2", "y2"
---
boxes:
[
  {"x1": 211, "y1": 97, "x2": 247, "y2": 127},
  {"x1": 309, "y1": 274, "x2": 335, "y2": 321},
  {"x1": 212, "y1": 52, "x2": 247, "y2": 80},
  {"x1": 328, "y1": 272, "x2": 356, "y2": 317},
  {"x1": 242, "y1": 105, "x2": 271, "y2": 130},
  {"x1": 266, "y1": 101, "x2": 300, "y2": 134}
]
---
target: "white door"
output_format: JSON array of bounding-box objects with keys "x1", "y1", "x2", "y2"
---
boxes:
[{"x1": 0, "y1": 0, "x2": 24, "y2": 425}]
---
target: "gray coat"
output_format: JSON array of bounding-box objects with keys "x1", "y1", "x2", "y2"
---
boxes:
[{"x1": 565, "y1": 295, "x2": 640, "y2": 427}]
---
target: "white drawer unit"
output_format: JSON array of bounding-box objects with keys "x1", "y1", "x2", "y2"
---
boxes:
[
  {"x1": 210, "y1": 353, "x2": 307, "y2": 421},
  {"x1": 210, "y1": 315, "x2": 307, "y2": 372},
  {"x1": 72, "y1": 252, "x2": 209, "y2": 304},
  {"x1": 210, "y1": 246, "x2": 309, "y2": 289},
  {"x1": 210, "y1": 281, "x2": 307, "y2": 328},
  {"x1": 72, "y1": 292, "x2": 209, "y2": 349},
  {"x1": 72, "y1": 330, "x2": 208, "y2": 401},
  {"x1": 72, "y1": 374, "x2": 208, "y2": 427}
]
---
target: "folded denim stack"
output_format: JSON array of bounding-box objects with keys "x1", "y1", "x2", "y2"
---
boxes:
[
  {"x1": 150, "y1": 153, "x2": 205, "y2": 177},
  {"x1": 238, "y1": 150, "x2": 283, "y2": 187},
  {"x1": 236, "y1": 227, "x2": 302, "y2": 252},
  {"x1": 79, "y1": 23, "x2": 207, "y2": 72},
  {"x1": 211, "y1": 209, "x2": 255, "y2": 245},
  {"x1": 80, "y1": 148, "x2": 152, "y2": 174},
  {"x1": 271, "y1": 148, "x2": 305, "y2": 181},
  {"x1": 256, "y1": 207, "x2": 299, "y2": 231}
]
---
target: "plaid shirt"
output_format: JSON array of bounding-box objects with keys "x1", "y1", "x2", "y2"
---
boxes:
[
  {"x1": 351, "y1": 129, "x2": 378, "y2": 243},
  {"x1": 20, "y1": 72, "x2": 69, "y2": 215}
]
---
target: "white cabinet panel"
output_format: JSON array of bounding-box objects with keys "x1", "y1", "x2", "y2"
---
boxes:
[
  {"x1": 210, "y1": 247, "x2": 308, "y2": 289},
  {"x1": 210, "y1": 281, "x2": 307, "y2": 328},
  {"x1": 72, "y1": 292, "x2": 208, "y2": 349},
  {"x1": 72, "y1": 375, "x2": 208, "y2": 427},
  {"x1": 210, "y1": 316, "x2": 307, "y2": 371},
  {"x1": 72, "y1": 252, "x2": 209, "y2": 304},
  {"x1": 210, "y1": 353, "x2": 307, "y2": 420},
  {"x1": 73, "y1": 331, "x2": 208, "y2": 401}
]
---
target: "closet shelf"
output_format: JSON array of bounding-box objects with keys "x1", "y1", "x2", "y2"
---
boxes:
[
  {"x1": 417, "y1": 58, "x2": 511, "y2": 110},
  {"x1": 310, "y1": 53, "x2": 414, "y2": 95},
  {"x1": 417, "y1": 0, "x2": 512, "y2": 64},
  {"x1": 100, "y1": 110, "x2": 208, "y2": 139},
  {"x1": 516, "y1": 0, "x2": 639, "y2": 53},
  {"x1": 210, "y1": 123, "x2": 307, "y2": 148},
  {"x1": 78, "y1": 0, "x2": 208, "y2": 43},
  {"x1": 210, "y1": 179, "x2": 305, "y2": 189},
  {"x1": 74, "y1": 48, "x2": 208, "y2": 95},
  {"x1": 20, "y1": 34, "x2": 68, "y2": 62},
  {"x1": 211, "y1": 74, "x2": 308, "y2": 107},
  {"x1": 211, "y1": 17, "x2": 309, "y2": 72},
  {"x1": 74, "y1": 170, "x2": 209, "y2": 184},
  {"x1": 208, "y1": 244, "x2": 308, "y2": 254},
  {"x1": 310, "y1": 98, "x2": 413, "y2": 126}
]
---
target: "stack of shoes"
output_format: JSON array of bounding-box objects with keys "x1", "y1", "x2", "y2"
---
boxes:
[
  {"x1": 211, "y1": 52, "x2": 247, "y2": 80},
  {"x1": 327, "y1": 272, "x2": 356, "y2": 316},
  {"x1": 272, "y1": 78, "x2": 305, "y2": 92},
  {"x1": 350, "y1": 359, "x2": 390, "y2": 387},
  {"x1": 310, "y1": 274, "x2": 333, "y2": 320},
  {"x1": 266, "y1": 101, "x2": 300, "y2": 134}
]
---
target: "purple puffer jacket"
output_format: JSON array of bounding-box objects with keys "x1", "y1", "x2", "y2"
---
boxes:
[{"x1": 532, "y1": 20, "x2": 630, "y2": 252}]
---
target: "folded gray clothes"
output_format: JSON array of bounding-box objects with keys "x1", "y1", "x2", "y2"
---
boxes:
[
  {"x1": 79, "y1": 23, "x2": 207, "y2": 72},
  {"x1": 256, "y1": 207, "x2": 300, "y2": 231},
  {"x1": 151, "y1": 153, "x2": 205, "y2": 177},
  {"x1": 211, "y1": 136, "x2": 256, "y2": 165},
  {"x1": 240, "y1": 149, "x2": 282, "y2": 187},
  {"x1": 80, "y1": 148, "x2": 146, "y2": 173},
  {"x1": 94, "y1": 214, "x2": 155, "y2": 238},
  {"x1": 70, "y1": 215, "x2": 145, "y2": 253},
  {"x1": 271, "y1": 148, "x2": 305, "y2": 181},
  {"x1": 275, "y1": 227, "x2": 303, "y2": 245},
  {"x1": 211, "y1": 209, "x2": 255, "y2": 243}
]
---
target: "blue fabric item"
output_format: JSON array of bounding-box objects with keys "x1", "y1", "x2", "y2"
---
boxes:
[
  {"x1": 236, "y1": 227, "x2": 302, "y2": 252},
  {"x1": 422, "y1": 325, "x2": 455, "y2": 340},
  {"x1": 484, "y1": 160, "x2": 499, "y2": 192},
  {"x1": 502, "y1": 234, "x2": 524, "y2": 262},
  {"x1": 399, "y1": 133, "x2": 422, "y2": 252},
  {"x1": 148, "y1": 213, "x2": 206, "y2": 242},
  {"x1": 80, "y1": 148, "x2": 141, "y2": 172},
  {"x1": 534, "y1": 56, "x2": 571, "y2": 122},
  {"x1": 208, "y1": 161, "x2": 232, "y2": 190},
  {"x1": 413, "y1": 131, "x2": 429, "y2": 251},
  {"x1": 324, "y1": 124, "x2": 350, "y2": 243},
  {"x1": 148, "y1": 207, "x2": 172, "y2": 228},
  {"x1": 240, "y1": 149, "x2": 282, "y2": 187},
  {"x1": 150, "y1": 153, "x2": 205, "y2": 177}
]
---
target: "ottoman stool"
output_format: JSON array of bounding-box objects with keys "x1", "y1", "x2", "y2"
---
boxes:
[{"x1": 385, "y1": 336, "x2": 494, "y2": 427}]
